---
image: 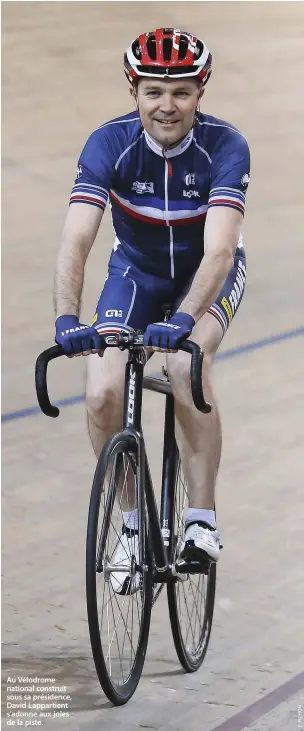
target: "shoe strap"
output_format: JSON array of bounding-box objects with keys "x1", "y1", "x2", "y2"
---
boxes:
[{"x1": 187, "y1": 521, "x2": 216, "y2": 532}]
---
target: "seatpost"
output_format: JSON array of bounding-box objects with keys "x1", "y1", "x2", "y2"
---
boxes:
[{"x1": 123, "y1": 353, "x2": 144, "y2": 431}]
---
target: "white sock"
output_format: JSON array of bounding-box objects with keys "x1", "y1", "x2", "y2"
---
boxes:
[
  {"x1": 185, "y1": 508, "x2": 216, "y2": 530},
  {"x1": 122, "y1": 509, "x2": 139, "y2": 530}
]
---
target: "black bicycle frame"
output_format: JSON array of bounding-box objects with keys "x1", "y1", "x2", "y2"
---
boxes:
[{"x1": 122, "y1": 350, "x2": 171, "y2": 575}]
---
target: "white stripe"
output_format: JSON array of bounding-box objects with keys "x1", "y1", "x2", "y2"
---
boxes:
[
  {"x1": 70, "y1": 192, "x2": 106, "y2": 204},
  {"x1": 72, "y1": 182, "x2": 108, "y2": 196},
  {"x1": 169, "y1": 227, "x2": 174, "y2": 279},
  {"x1": 124, "y1": 278, "x2": 137, "y2": 325},
  {"x1": 193, "y1": 139, "x2": 212, "y2": 164},
  {"x1": 110, "y1": 190, "x2": 208, "y2": 221},
  {"x1": 96, "y1": 323, "x2": 132, "y2": 333},
  {"x1": 208, "y1": 304, "x2": 227, "y2": 330},
  {"x1": 197, "y1": 120, "x2": 247, "y2": 140},
  {"x1": 209, "y1": 193, "x2": 244, "y2": 203},
  {"x1": 97, "y1": 117, "x2": 140, "y2": 131},
  {"x1": 164, "y1": 160, "x2": 169, "y2": 225},
  {"x1": 210, "y1": 186, "x2": 245, "y2": 200},
  {"x1": 115, "y1": 134, "x2": 143, "y2": 171}
]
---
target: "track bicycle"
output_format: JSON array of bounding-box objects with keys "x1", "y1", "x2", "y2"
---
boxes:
[{"x1": 35, "y1": 331, "x2": 217, "y2": 705}]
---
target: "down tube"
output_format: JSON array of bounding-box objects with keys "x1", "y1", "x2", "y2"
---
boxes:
[{"x1": 160, "y1": 393, "x2": 177, "y2": 554}]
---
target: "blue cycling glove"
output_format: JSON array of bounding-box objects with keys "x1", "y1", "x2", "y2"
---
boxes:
[
  {"x1": 143, "y1": 312, "x2": 195, "y2": 350},
  {"x1": 55, "y1": 315, "x2": 102, "y2": 356}
]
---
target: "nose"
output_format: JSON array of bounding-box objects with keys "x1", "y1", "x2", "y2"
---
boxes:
[{"x1": 159, "y1": 94, "x2": 176, "y2": 115}]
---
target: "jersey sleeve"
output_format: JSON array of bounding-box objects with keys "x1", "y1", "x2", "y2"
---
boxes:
[
  {"x1": 69, "y1": 128, "x2": 115, "y2": 211},
  {"x1": 208, "y1": 129, "x2": 251, "y2": 216}
]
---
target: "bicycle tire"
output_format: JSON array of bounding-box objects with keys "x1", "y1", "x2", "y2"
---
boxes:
[
  {"x1": 86, "y1": 431, "x2": 153, "y2": 704},
  {"x1": 167, "y1": 448, "x2": 216, "y2": 672}
]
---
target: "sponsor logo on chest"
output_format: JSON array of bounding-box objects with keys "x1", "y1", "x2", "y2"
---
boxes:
[
  {"x1": 132, "y1": 181, "x2": 154, "y2": 195},
  {"x1": 183, "y1": 189, "x2": 200, "y2": 198}
]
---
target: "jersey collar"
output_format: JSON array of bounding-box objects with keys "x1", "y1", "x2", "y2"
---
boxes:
[{"x1": 144, "y1": 128, "x2": 193, "y2": 158}]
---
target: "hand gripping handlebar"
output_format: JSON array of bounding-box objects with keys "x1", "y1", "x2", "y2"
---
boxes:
[{"x1": 35, "y1": 334, "x2": 211, "y2": 418}]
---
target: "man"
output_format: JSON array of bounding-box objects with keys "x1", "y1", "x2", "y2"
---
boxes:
[{"x1": 54, "y1": 28, "x2": 250, "y2": 586}]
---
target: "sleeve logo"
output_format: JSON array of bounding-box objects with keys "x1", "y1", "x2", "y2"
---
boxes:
[{"x1": 241, "y1": 173, "x2": 250, "y2": 188}]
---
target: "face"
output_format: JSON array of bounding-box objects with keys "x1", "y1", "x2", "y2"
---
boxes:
[{"x1": 132, "y1": 78, "x2": 203, "y2": 148}]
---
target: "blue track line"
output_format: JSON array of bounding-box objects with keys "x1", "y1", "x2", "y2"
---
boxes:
[{"x1": 2, "y1": 327, "x2": 303, "y2": 424}]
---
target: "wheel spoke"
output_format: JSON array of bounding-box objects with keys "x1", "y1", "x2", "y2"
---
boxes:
[
  {"x1": 87, "y1": 439, "x2": 151, "y2": 698},
  {"x1": 168, "y1": 456, "x2": 215, "y2": 667}
]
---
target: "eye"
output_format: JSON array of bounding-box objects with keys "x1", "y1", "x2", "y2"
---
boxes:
[
  {"x1": 146, "y1": 91, "x2": 161, "y2": 98},
  {"x1": 175, "y1": 92, "x2": 189, "y2": 98}
]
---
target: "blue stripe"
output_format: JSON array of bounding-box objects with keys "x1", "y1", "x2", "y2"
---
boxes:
[
  {"x1": 2, "y1": 327, "x2": 303, "y2": 424},
  {"x1": 71, "y1": 185, "x2": 108, "y2": 202},
  {"x1": 210, "y1": 188, "x2": 245, "y2": 202}
]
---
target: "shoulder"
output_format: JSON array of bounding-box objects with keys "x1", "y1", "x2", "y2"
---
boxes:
[
  {"x1": 79, "y1": 111, "x2": 143, "y2": 170},
  {"x1": 194, "y1": 112, "x2": 249, "y2": 155},
  {"x1": 88, "y1": 111, "x2": 142, "y2": 148}
]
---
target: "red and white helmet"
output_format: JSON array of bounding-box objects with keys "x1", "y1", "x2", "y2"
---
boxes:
[{"x1": 124, "y1": 28, "x2": 212, "y2": 86}]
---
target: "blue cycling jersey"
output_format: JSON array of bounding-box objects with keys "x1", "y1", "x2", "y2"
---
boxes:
[{"x1": 70, "y1": 111, "x2": 250, "y2": 282}]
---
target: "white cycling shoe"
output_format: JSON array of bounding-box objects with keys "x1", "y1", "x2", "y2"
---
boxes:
[
  {"x1": 179, "y1": 522, "x2": 220, "y2": 563},
  {"x1": 110, "y1": 525, "x2": 141, "y2": 595}
]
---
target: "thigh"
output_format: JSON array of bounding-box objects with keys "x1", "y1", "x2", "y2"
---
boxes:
[
  {"x1": 87, "y1": 256, "x2": 171, "y2": 398},
  {"x1": 92, "y1": 271, "x2": 167, "y2": 333}
]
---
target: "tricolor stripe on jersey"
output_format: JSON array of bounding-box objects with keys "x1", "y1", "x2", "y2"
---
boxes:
[
  {"x1": 70, "y1": 183, "x2": 108, "y2": 210},
  {"x1": 208, "y1": 187, "x2": 246, "y2": 215},
  {"x1": 110, "y1": 190, "x2": 207, "y2": 227}
]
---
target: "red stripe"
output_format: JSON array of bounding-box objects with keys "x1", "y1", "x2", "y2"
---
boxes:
[
  {"x1": 208, "y1": 307, "x2": 227, "y2": 331},
  {"x1": 208, "y1": 198, "x2": 244, "y2": 211},
  {"x1": 70, "y1": 194, "x2": 106, "y2": 207},
  {"x1": 110, "y1": 193, "x2": 206, "y2": 227}
]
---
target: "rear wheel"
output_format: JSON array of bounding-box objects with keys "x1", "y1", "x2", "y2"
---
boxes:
[
  {"x1": 167, "y1": 449, "x2": 216, "y2": 672},
  {"x1": 86, "y1": 432, "x2": 152, "y2": 704}
]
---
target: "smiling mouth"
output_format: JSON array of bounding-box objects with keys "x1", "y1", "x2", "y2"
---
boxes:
[{"x1": 156, "y1": 120, "x2": 179, "y2": 125}]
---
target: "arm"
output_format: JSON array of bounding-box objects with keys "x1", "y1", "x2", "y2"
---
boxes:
[
  {"x1": 177, "y1": 206, "x2": 243, "y2": 322},
  {"x1": 53, "y1": 203, "x2": 104, "y2": 318}
]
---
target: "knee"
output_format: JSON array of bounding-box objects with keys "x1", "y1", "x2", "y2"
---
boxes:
[
  {"x1": 86, "y1": 379, "x2": 123, "y2": 422},
  {"x1": 167, "y1": 348, "x2": 213, "y2": 391}
]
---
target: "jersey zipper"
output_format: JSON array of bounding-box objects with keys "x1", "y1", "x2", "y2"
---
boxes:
[{"x1": 164, "y1": 157, "x2": 174, "y2": 279}]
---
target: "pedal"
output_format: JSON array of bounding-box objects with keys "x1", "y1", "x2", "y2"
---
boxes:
[{"x1": 175, "y1": 558, "x2": 211, "y2": 576}]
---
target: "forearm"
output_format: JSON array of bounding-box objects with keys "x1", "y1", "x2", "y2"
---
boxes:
[
  {"x1": 178, "y1": 248, "x2": 234, "y2": 323},
  {"x1": 53, "y1": 237, "x2": 86, "y2": 318},
  {"x1": 53, "y1": 204, "x2": 102, "y2": 318}
]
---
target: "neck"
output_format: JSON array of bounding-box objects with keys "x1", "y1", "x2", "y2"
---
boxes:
[{"x1": 144, "y1": 127, "x2": 194, "y2": 158}]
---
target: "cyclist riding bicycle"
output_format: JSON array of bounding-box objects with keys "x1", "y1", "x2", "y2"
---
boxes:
[{"x1": 54, "y1": 28, "x2": 250, "y2": 591}]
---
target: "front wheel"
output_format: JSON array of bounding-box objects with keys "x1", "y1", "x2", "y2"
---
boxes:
[
  {"x1": 167, "y1": 449, "x2": 216, "y2": 672},
  {"x1": 86, "y1": 431, "x2": 153, "y2": 704}
]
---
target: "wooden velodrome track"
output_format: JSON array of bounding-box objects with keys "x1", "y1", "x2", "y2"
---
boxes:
[{"x1": 2, "y1": 3, "x2": 304, "y2": 729}]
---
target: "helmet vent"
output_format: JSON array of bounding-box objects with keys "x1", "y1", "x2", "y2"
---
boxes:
[
  {"x1": 179, "y1": 35, "x2": 189, "y2": 61},
  {"x1": 132, "y1": 39, "x2": 142, "y2": 60},
  {"x1": 163, "y1": 37, "x2": 173, "y2": 62},
  {"x1": 146, "y1": 34, "x2": 156, "y2": 60}
]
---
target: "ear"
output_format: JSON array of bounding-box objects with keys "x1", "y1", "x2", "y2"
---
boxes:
[
  {"x1": 130, "y1": 85, "x2": 139, "y2": 109},
  {"x1": 198, "y1": 88, "x2": 205, "y2": 100}
]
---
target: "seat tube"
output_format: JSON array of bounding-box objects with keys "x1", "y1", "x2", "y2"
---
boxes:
[
  {"x1": 123, "y1": 355, "x2": 144, "y2": 431},
  {"x1": 160, "y1": 393, "x2": 177, "y2": 549}
]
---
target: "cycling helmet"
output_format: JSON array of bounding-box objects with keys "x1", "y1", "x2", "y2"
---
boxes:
[{"x1": 124, "y1": 28, "x2": 212, "y2": 85}]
